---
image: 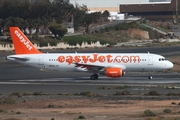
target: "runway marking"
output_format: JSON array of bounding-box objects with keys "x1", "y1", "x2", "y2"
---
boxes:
[
  {"x1": 0, "y1": 82, "x2": 33, "y2": 85},
  {"x1": 5, "y1": 77, "x2": 180, "y2": 84}
]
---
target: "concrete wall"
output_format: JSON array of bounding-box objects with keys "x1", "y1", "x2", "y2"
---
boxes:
[
  {"x1": 67, "y1": 28, "x2": 75, "y2": 34},
  {"x1": 171, "y1": 25, "x2": 180, "y2": 32},
  {"x1": 0, "y1": 41, "x2": 108, "y2": 51},
  {"x1": 89, "y1": 7, "x2": 119, "y2": 12}
]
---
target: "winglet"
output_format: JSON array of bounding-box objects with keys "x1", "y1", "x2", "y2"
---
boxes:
[{"x1": 9, "y1": 27, "x2": 42, "y2": 54}]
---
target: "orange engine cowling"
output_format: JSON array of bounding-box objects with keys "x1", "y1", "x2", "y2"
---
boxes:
[{"x1": 105, "y1": 68, "x2": 125, "y2": 78}]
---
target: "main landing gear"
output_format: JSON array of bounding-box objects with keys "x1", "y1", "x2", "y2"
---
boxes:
[
  {"x1": 149, "y1": 76, "x2": 153, "y2": 79},
  {"x1": 90, "y1": 74, "x2": 98, "y2": 80},
  {"x1": 148, "y1": 73, "x2": 153, "y2": 79}
]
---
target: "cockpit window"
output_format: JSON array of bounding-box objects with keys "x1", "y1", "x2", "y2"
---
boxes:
[{"x1": 159, "y1": 58, "x2": 167, "y2": 61}]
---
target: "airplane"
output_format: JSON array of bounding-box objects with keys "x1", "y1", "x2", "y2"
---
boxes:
[{"x1": 7, "y1": 27, "x2": 173, "y2": 80}]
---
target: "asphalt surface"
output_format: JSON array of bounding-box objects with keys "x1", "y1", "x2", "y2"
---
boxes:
[{"x1": 0, "y1": 46, "x2": 180, "y2": 95}]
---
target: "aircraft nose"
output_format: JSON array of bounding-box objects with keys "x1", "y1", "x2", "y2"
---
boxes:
[{"x1": 168, "y1": 61, "x2": 174, "y2": 69}]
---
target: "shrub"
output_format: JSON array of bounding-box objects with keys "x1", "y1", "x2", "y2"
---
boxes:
[
  {"x1": 130, "y1": 22, "x2": 138, "y2": 28},
  {"x1": 100, "y1": 28, "x2": 105, "y2": 33},
  {"x1": 73, "y1": 93, "x2": 80, "y2": 96},
  {"x1": 122, "y1": 90, "x2": 131, "y2": 95},
  {"x1": 11, "y1": 92, "x2": 20, "y2": 96},
  {"x1": 23, "y1": 99, "x2": 26, "y2": 103},
  {"x1": 167, "y1": 93, "x2": 176, "y2": 96},
  {"x1": 49, "y1": 41, "x2": 57, "y2": 46},
  {"x1": 94, "y1": 30, "x2": 99, "y2": 33},
  {"x1": 119, "y1": 23, "x2": 130, "y2": 30},
  {"x1": 39, "y1": 41, "x2": 48, "y2": 47},
  {"x1": 33, "y1": 92, "x2": 43, "y2": 96},
  {"x1": 171, "y1": 102, "x2": 176, "y2": 105},
  {"x1": 78, "y1": 115, "x2": 86, "y2": 119},
  {"x1": 0, "y1": 109, "x2": 5, "y2": 113},
  {"x1": 143, "y1": 110, "x2": 156, "y2": 117},
  {"x1": 106, "y1": 44, "x2": 113, "y2": 47},
  {"x1": 16, "y1": 111, "x2": 21, "y2": 114},
  {"x1": 145, "y1": 118, "x2": 153, "y2": 120},
  {"x1": 114, "y1": 91, "x2": 122, "y2": 96},
  {"x1": 105, "y1": 27, "x2": 110, "y2": 32},
  {"x1": 163, "y1": 109, "x2": 172, "y2": 113},
  {"x1": 32, "y1": 35, "x2": 42, "y2": 41},
  {"x1": 115, "y1": 86, "x2": 130, "y2": 89},
  {"x1": 80, "y1": 91, "x2": 100, "y2": 97},
  {"x1": 22, "y1": 92, "x2": 32, "y2": 96},
  {"x1": 3, "y1": 118, "x2": 20, "y2": 120},
  {"x1": 47, "y1": 104, "x2": 55, "y2": 108},
  {"x1": 80, "y1": 91, "x2": 91, "y2": 96},
  {"x1": 148, "y1": 91, "x2": 159, "y2": 96},
  {"x1": 51, "y1": 118, "x2": 55, "y2": 120},
  {"x1": 115, "y1": 25, "x2": 120, "y2": 30},
  {"x1": 63, "y1": 35, "x2": 114, "y2": 46},
  {"x1": 97, "y1": 86, "x2": 106, "y2": 90},
  {"x1": 0, "y1": 97, "x2": 16, "y2": 104}
]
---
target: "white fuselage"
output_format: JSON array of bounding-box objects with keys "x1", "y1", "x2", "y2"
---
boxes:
[
  {"x1": 7, "y1": 27, "x2": 174, "y2": 79},
  {"x1": 7, "y1": 53, "x2": 173, "y2": 73}
]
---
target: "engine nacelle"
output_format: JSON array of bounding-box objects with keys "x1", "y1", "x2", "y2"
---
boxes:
[{"x1": 100, "y1": 68, "x2": 125, "y2": 78}]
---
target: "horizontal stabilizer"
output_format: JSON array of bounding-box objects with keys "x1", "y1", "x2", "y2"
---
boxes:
[{"x1": 7, "y1": 56, "x2": 29, "y2": 61}]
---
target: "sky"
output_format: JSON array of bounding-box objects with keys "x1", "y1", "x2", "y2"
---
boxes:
[{"x1": 69, "y1": 0, "x2": 171, "y2": 7}]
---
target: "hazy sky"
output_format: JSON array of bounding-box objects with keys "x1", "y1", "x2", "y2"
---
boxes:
[{"x1": 69, "y1": 0, "x2": 171, "y2": 7}]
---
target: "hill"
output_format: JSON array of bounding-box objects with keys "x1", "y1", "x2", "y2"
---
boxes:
[
  {"x1": 63, "y1": 22, "x2": 164, "y2": 46},
  {"x1": 0, "y1": 21, "x2": 167, "y2": 47}
]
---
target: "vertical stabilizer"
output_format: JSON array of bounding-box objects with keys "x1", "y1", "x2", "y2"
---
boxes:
[{"x1": 9, "y1": 27, "x2": 42, "y2": 54}]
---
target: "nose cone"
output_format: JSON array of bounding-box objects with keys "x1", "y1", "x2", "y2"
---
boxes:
[{"x1": 167, "y1": 61, "x2": 174, "y2": 69}]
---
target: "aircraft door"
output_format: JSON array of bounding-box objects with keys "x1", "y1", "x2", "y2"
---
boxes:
[
  {"x1": 38, "y1": 55, "x2": 44, "y2": 65},
  {"x1": 148, "y1": 55, "x2": 153, "y2": 65}
]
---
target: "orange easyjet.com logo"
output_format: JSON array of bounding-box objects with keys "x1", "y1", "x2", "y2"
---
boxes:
[{"x1": 57, "y1": 54, "x2": 140, "y2": 65}]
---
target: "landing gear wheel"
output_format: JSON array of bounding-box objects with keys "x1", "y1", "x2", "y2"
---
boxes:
[
  {"x1": 94, "y1": 74, "x2": 98, "y2": 79},
  {"x1": 90, "y1": 74, "x2": 98, "y2": 80},
  {"x1": 148, "y1": 72, "x2": 153, "y2": 79},
  {"x1": 148, "y1": 76, "x2": 153, "y2": 79},
  {"x1": 90, "y1": 75, "x2": 95, "y2": 80}
]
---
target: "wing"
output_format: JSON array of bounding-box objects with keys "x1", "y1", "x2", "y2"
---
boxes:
[{"x1": 74, "y1": 62, "x2": 126, "y2": 72}]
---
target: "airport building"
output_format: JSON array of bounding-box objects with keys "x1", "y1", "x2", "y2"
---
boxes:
[
  {"x1": 120, "y1": 0, "x2": 178, "y2": 21},
  {"x1": 28, "y1": 0, "x2": 178, "y2": 22},
  {"x1": 29, "y1": 0, "x2": 173, "y2": 13},
  {"x1": 149, "y1": 0, "x2": 171, "y2": 2},
  {"x1": 69, "y1": 0, "x2": 172, "y2": 12}
]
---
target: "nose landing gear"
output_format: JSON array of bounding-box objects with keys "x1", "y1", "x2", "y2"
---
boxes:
[
  {"x1": 149, "y1": 76, "x2": 153, "y2": 79},
  {"x1": 148, "y1": 73, "x2": 153, "y2": 79}
]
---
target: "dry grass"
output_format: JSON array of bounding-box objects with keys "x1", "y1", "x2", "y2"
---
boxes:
[{"x1": 0, "y1": 98, "x2": 180, "y2": 120}]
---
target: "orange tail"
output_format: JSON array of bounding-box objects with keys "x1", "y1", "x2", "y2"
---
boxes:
[{"x1": 9, "y1": 27, "x2": 42, "y2": 54}]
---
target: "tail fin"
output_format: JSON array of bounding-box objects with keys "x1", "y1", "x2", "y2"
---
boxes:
[{"x1": 9, "y1": 27, "x2": 42, "y2": 54}]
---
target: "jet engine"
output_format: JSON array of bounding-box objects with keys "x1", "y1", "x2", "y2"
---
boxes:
[{"x1": 100, "y1": 68, "x2": 125, "y2": 78}]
